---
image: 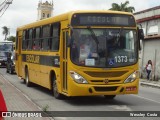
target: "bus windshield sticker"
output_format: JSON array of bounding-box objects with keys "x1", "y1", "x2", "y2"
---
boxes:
[
  {"x1": 85, "y1": 59, "x2": 95, "y2": 66},
  {"x1": 108, "y1": 58, "x2": 115, "y2": 65}
]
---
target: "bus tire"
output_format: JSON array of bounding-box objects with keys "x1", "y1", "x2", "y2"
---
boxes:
[
  {"x1": 25, "y1": 68, "x2": 32, "y2": 87},
  {"x1": 53, "y1": 80, "x2": 63, "y2": 99},
  {"x1": 104, "y1": 95, "x2": 116, "y2": 99}
]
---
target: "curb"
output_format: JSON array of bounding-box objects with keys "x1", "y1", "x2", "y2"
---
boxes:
[{"x1": 140, "y1": 82, "x2": 160, "y2": 89}]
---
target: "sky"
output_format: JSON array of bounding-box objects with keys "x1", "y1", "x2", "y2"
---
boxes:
[{"x1": 0, "y1": 0, "x2": 159, "y2": 41}]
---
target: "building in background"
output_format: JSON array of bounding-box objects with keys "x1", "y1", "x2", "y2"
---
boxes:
[
  {"x1": 134, "y1": 6, "x2": 160, "y2": 80},
  {"x1": 37, "y1": 0, "x2": 54, "y2": 20}
]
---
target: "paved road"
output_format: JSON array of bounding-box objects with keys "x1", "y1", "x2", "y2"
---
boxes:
[{"x1": 0, "y1": 68, "x2": 160, "y2": 120}]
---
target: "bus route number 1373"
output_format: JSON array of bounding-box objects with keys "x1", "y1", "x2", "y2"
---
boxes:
[{"x1": 115, "y1": 56, "x2": 127, "y2": 63}]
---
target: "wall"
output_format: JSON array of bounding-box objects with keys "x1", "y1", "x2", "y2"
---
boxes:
[
  {"x1": 140, "y1": 39, "x2": 160, "y2": 80},
  {"x1": 134, "y1": 6, "x2": 160, "y2": 80}
]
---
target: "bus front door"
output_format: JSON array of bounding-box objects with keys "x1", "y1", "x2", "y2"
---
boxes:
[{"x1": 61, "y1": 30, "x2": 69, "y2": 94}]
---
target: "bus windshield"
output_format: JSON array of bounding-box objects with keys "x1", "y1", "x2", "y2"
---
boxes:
[
  {"x1": 0, "y1": 42, "x2": 13, "y2": 51},
  {"x1": 71, "y1": 28, "x2": 137, "y2": 68}
]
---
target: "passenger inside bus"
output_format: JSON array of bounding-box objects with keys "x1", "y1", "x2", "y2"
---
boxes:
[{"x1": 78, "y1": 35, "x2": 98, "y2": 65}]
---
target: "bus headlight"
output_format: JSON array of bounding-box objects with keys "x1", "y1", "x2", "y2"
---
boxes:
[
  {"x1": 124, "y1": 71, "x2": 139, "y2": 83},
  {"x1": 70, "y1": 71, "x2": 88, "y2": 84}
]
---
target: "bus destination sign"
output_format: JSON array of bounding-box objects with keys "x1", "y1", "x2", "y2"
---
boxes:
[{"x1": 71, "y1": 13, "x2": 136, "y2": 27}]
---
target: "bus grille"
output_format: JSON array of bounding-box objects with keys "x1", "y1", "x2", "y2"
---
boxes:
[
  {"x1": 94, "y1": 86, "x2": 118, "y2": 92},
  {"x1": 84, "y1": 71, "x2": 128, "y2": 78},
  {"x1": 90, "y1": 80, "x2": 121, "y2": 84}
]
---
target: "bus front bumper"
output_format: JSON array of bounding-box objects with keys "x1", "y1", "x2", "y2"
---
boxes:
[{"x1": 67, "y1": 79, "x2": 139, "y2": 96}]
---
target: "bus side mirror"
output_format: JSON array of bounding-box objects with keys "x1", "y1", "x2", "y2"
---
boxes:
[
  {"x1": 66, "y1": 33, "x2": 71, "y2": 47},
  {"x1": 138, "y1": 28, "x2": 144, "y2": 40},
  {"x1": 138, "y1": 28, "x2": 144, "y2": 50}
]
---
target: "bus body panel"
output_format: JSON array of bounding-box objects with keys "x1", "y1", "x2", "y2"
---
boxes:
[{"x1": 20, "y1": 51, "x2": 60, "y2": 90}]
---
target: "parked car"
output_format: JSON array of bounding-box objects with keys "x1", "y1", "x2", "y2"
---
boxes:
[
  {"x1": 0, "y1": 51, "x2": 8, "y2": 67},
  {"x1": 6, "y1": 52, "x2": 15, "y2": 74}
]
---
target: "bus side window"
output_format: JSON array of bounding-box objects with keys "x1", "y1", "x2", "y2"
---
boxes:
[
  {"x1": 33, "y1": 27, "x2": 41, "y2": 50},
  {"x1": 42, "y1": 25, "x2": 50, "y2": 50},
  {"x1": 51, "y1": 22, "x2": 60, "y2": 51},
  {"x1": 28, "y1": 29, "x2": 33, "y2": 50},
  {"x1": 26, "y1": 30, "x2": 29, "y2": 50},
  {"x1": 22, "y1": 30, "x2": 27, "y2": 50},
  {"x1": 22, "y1": 31, "x2": 25, "y2": 50}
]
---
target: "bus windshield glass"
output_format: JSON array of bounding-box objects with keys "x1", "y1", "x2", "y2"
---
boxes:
[
  {"x1": 0, "y1": 42, "x2": 13, "y2": 51},
  {"x1": 70, "y1": 28, "x2": 137, "y2": 68}
]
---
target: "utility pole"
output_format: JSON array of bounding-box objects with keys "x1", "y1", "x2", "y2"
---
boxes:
[{"x1": 0, "y1": 0, "x2": 13, "y2": 17}]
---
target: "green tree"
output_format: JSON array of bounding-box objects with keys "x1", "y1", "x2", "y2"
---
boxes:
[
  {"x1": 7, "y1": 36, "x2": 16, "y2": 42},
  {"x1": 109, "y1": 1, "x2": 135, "y2": 13},
  {"x1": 2, "y1": 26, "x2": 9, "y2": 40}
]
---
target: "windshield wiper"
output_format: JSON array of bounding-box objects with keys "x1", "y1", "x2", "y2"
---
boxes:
[
  {"x1": 87, "y1": 26, "x2": 100, "y2": 63},
  {"x1": 87, "y1": 26, "x2": 99, "y2": 45},
  {"x1": 117, "y1": 27, "x2": 123, "y2": 41}
]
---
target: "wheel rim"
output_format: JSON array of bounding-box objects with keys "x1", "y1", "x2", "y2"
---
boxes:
[{"x1": 26, "y1": 72, "x2": 29, "y2": 84}]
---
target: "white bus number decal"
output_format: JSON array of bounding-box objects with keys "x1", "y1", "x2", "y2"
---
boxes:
[{"x1": 115, "y1": 56, "x2": 127, "y2": 63}]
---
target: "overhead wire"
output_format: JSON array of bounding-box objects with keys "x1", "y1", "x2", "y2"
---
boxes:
[
  {"x1": 0, "y1": 0, "x2": 7, "y2": 7},
  {"x1": 0, "y1": 0, "x2": 13, "y2": 17},
  {"x1": 0, "y1": 4, "x2": 9, "y2": 17},
  {"x1": 0, "y1": 0, "x2": 7, "y2": 10}
]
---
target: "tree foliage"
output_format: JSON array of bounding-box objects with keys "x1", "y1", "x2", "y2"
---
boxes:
[
  {"x1": 2, "y1": 26, "x2": 9, "y2": 40},
  {"x1": 109, "y1": 1, "x2": 135, "y2": 13},
  {"x1": 7, "y1": 36, "x2": 16, "y2": 42}
]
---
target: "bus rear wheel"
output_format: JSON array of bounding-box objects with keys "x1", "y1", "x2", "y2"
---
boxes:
[
  {"x1": 25, "y1": 69, "x2": 32, "y2": 87},
  {"x1": 53, "y1": 80, "x2": 63, "y2": 99},
  {"x1": 104, "y1": 95, "x2": 116, "y2": 99}
]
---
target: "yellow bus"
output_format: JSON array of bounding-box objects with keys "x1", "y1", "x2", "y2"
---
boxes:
[{"x1": 15, "y1": 10, "x2": 144, "y2": 99}]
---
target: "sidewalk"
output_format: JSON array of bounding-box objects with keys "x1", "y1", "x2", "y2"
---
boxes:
[
  {"x1": 0, "y1": 75, "x2": 51, "y2": 120},
  {"x1": 140, "y1": 79, "x2": 160, "y2": 89}
]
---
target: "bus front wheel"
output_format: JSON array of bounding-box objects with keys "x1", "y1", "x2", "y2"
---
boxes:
[
  {"x1": 25, "y1": 69, "x2": 32, "y2": 87},
  {"x1": 53, "y1": 80, "x2": 63, "y2": 99}
]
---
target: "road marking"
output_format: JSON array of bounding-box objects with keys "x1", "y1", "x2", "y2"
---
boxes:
[
  {"x1": 53, "y1": 118, "x2": 67, "y2": 120},
  {"x1": 109, "y1": 105, "x2": 132, "y2": 111},
  {"x1": 132, "y1": 94, "x2": 160, "y2": 104},
  {"x1": 0, "y1": 76, "x2": 5, "y2": 84}
]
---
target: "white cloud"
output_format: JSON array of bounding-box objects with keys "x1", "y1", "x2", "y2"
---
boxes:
[{"x1": 0, "y1": 0, "x2": 159, "y2": 40}]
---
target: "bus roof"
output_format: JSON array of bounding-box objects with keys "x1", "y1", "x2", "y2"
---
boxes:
[{"x1": 17, "y1": 10, "x2": 134, "y2": 31}]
